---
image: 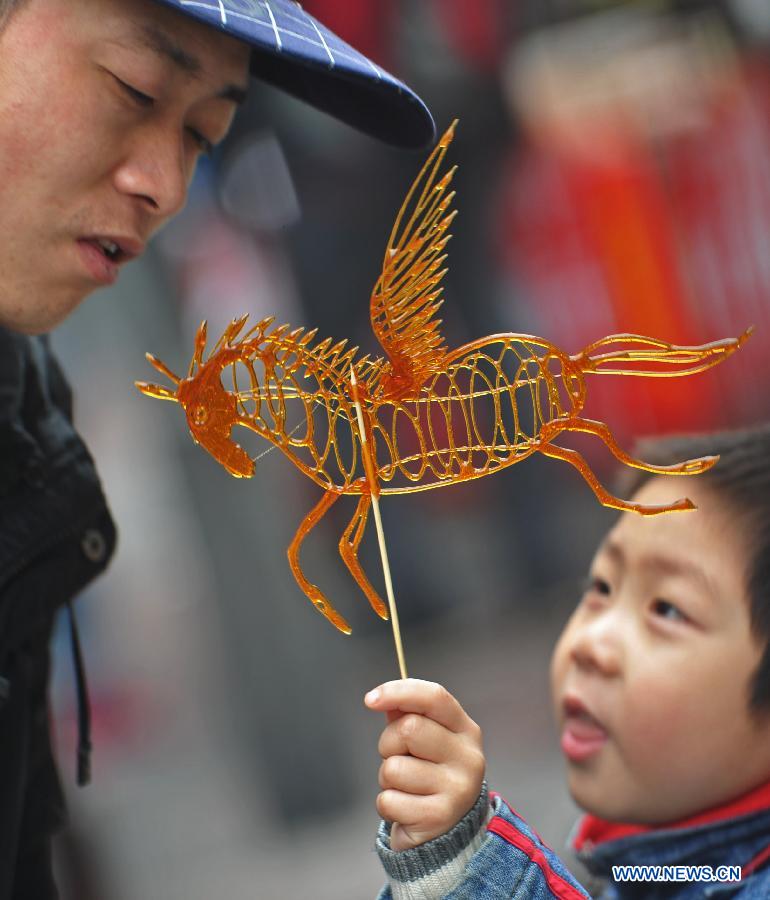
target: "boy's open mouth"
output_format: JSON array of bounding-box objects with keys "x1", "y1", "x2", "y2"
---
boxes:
[{"x1": 561, "y1": 697, "x2": 609, "y2": 762}]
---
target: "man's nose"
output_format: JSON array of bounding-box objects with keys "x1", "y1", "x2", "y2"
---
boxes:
[
  {"x1": 569, "y1": 609, "x2": 623, "y2": 677},
  {"x1": 113, "y1": 131, "x2": 189, "y2": 222}
]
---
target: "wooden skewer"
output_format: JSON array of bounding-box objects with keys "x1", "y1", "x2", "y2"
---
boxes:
[{"x1": 349, "y1": 368, "x2": 408, "y2": 679}]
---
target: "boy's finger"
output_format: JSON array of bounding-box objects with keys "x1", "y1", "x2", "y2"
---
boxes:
[
  {"x1": 378, "y1": 754, "x2": 441, "y2": 795},
  {"x1": 376, "y1": 789, "x2": 443, "y2": 829},
  {"x1": 378, "y1": 713, "x2": 462, "y2": 763},
  {"x1": 364, "y1": 679, "x2": 470, "y2": 734}
]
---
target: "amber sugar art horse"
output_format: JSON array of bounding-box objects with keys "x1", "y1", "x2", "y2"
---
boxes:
[{"x1": 137, "y1": 122, "x2": 751, "y2": 634}]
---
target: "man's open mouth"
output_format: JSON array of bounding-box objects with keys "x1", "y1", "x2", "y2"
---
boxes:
[
  {"x1": 94, "y1": 238, "x2": 121, "y2": 262},
  {"x1": 80, "y1": 235, "x2": 143, "y2": 265},
  {"x1": 84, "y1": 237, "x2": 126, "y2": 264},
  {"x1": 76, "y1": 236, "x2": 142, "y2": 286}
]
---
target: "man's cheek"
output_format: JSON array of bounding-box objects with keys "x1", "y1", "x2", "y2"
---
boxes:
[{"x1": 0, "y1": 116, "x2": 38, "y2": 179}]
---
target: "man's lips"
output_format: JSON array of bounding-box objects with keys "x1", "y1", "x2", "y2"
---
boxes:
[
  {"x1": 75, "y1": 235, "x2": 145, "y2": 285},
  {"x1": 80, "y1": 234, "x2": 144, "y2": 263},
  {"x1": 560, "y1": 696, "x2": 609, "y2": 763}
]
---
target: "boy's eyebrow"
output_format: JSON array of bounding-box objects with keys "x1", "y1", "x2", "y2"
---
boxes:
[
  {"x1": 135, "y1": 23, "x2": 249, "y2": 105},
  {"x1": 602, "y1": 539, "x2": 718, "y2": 600}
]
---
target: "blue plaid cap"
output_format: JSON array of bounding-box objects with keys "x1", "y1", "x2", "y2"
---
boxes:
[{"x1": 152, "y1": 0, "x2": 435, "y2": 148}]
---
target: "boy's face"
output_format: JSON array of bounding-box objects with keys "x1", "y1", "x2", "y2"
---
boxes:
[
  {"x1": 551, "y1": 476, "x2": 770, "y2": 824},
  {"x1": 0, "y1": 0, "x2": 250, "y2": 334}
]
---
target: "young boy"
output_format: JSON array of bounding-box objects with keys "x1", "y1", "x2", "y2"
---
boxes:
[{"x1": 366, "y1": 425, "x2": 770, "y2": 898}]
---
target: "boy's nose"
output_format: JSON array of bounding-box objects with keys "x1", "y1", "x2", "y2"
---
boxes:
[{"x1": 569, "y1": 614, "x2": 623, "y2": 677}]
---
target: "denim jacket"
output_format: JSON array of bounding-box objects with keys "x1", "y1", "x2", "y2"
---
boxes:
[
  {"x1": 376, "y1": 784, "x2": 589, "y2": 899},
  {"x1": 376, "y1": 779, "x2": 770, "y2": 899},
  {"x1": 573, "y1": 779, "x2": 770, "y2": 899}
]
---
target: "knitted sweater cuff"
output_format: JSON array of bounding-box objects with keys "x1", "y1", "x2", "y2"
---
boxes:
[{"x1": 376, "y1": 781, "x2": 491, "y2": 900}]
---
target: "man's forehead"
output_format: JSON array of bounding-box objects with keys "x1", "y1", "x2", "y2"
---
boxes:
[
  {"x1": 115, "y1": 3, "x2": 250, "y2": 97},
  {"x1": 134, "y1": 21, "x2": 203, "y2": 76}
]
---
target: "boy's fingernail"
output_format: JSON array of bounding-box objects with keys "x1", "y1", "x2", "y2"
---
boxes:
[{"x1": 365, "y1": 689, "x2": 380, "y2": 705}]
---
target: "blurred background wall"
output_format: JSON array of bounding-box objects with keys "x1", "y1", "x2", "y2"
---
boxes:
[{"x1": 48, "y1": 1, "x2": 770, "y2": 897}]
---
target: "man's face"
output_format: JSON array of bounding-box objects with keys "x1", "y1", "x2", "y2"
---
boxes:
[
  {"x1": 550, "y1": 477, "x2": 770, "y2": 824},
  {"x1": 0, "y1": 0, "x2": 250, "y2": 333}
]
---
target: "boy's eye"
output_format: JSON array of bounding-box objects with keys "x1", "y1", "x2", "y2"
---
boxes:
[
  {"x1": 651, "y1": 599, "x2": 687, "y2": 623},
  {"x1": 583, "y1": 575, "x2": 610, "y2": 596},
  {"x1": 578, "y1": 575, "x2": 611, "y2": 609}
]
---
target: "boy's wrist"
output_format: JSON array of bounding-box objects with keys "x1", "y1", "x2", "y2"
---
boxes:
[{"x1": 376, "y1": 780, "x2": 491, "y2": 897}]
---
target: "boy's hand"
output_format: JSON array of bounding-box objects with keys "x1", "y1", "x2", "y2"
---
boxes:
[{"x1": 365, "y1": 679, "x2": 486, "y2": 852}]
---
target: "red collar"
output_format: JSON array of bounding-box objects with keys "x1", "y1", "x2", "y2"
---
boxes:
[{"x1": 573, "y1": 778, "x2": 770, "y2": 852}]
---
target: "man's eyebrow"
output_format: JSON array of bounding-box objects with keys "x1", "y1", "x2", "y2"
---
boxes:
[
  {"x1": 138, "y1": 23, "x2": 200, "y2": 75},
  {"x1": 135, "y1": 24, "x2": 249, "y2": 105}
]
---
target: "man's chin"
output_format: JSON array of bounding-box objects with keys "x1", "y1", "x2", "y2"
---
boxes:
[{"x1": 0, "y1": 290, "x2": 92, "y2": 335}]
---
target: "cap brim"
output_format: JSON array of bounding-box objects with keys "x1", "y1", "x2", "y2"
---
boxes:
[{"x1": 151, "y1": 0, "x2": 435, "y2": 149}]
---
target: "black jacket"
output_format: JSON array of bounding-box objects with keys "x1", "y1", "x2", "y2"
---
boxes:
[{"x1": 0, "y1": 328, "x2": 115, "y2": 900}]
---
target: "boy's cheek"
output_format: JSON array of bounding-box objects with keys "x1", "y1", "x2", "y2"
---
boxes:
[
  {"x1": 549, "y1": 626, "x2": 573, "y2": 684},
  {"x1": 624, "y1": 692, "x2": 682, "y2": 745},
  {"x1": 620, "y1": 678, "x2": 709, "y2": 770},
  {"x1": 548, "y1": 637, "x2": 570, "y2": 714},
  {"x1": 548, "y1": 616, "x2": 588, "y2": 707}
]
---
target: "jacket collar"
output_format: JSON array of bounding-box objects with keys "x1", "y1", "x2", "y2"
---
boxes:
[{"x1": 572, "y1": 778, "x2": 770, "y2": 876}]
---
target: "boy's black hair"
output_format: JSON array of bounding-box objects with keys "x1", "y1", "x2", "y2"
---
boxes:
[{"x1": 619, "y1": 423, "x2": 770, "y2": 716}]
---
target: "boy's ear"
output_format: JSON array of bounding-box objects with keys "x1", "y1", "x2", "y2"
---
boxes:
[{"x1": 747, "y1": 649, "x2": 770, "y2": 723}]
